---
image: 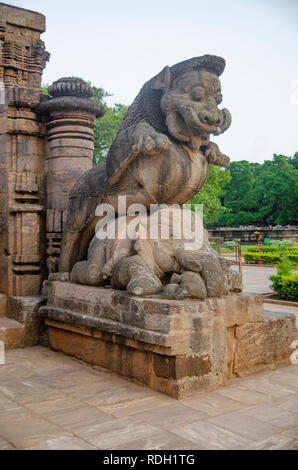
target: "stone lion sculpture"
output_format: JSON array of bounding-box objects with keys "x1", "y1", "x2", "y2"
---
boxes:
[{"x1": 56, "y1": 54, "x2": 241, "y2": 299}]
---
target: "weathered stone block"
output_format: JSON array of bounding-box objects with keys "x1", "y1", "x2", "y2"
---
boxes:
[
  {"x1": 234, "y1": 312, "x2": 297, "y2": 374},
  {"x1": 0, "y1": 317, "x2": 26, "y2": 350},
  {"x1": 7, "y1": 295, "x2": 46, "y2": 346},
  {"x1": 153, "y1": 354, "x2": 176, "y2": 379},
  {"x1": 0, "y1": 4, "x2": 46, "y2": 33},
  {"x1": 190, "y1": 329, "x2": 211, "y2": 354},
  {"x1": 0, "y1": 293, "x2": 7, "y2": 317},
  {"x1": 175, "y1": 354, "x2": 212, "y2": 379},
  {"x1": 41, "y1": 281, "x2": 298, "y2": 398}
]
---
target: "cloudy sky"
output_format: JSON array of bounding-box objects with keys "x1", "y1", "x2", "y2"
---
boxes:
[{"x1": 6, "y1": 0, "x2": 298, "y2": 163}]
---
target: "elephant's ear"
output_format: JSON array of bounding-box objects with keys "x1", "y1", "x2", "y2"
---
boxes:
[{"x1": 151, "y1": 66, "x2": 172, "y2": 90}]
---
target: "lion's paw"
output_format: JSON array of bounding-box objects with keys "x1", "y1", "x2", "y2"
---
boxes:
[{"x1": 127, "y1": 273, "x2": 162, "y2": 296}]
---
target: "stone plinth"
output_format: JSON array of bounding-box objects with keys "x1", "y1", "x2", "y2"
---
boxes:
[{"x1": 40, "y1": 281, "x2": 297, "y2": 398}]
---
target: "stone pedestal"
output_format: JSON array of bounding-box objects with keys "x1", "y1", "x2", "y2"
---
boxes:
[{"x1": 40, "y1": 281, "x2": 297, "y2": 398}]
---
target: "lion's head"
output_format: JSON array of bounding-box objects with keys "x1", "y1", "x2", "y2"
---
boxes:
[{"x1": 150, "y1": 55, "x2": 231, "y2": 146}]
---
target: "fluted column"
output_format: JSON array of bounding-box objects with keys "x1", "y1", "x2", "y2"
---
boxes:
[{"x1": 38, "y1": 77, "x2": 105, "y2": 272}]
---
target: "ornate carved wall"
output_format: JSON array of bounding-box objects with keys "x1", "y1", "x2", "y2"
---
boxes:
[
  {"x1": 0, "y1": 4, "x2": 104, "y2": 296},
  {"x1": 0, "y1": 3, "x2": 49, "y2": 296}
]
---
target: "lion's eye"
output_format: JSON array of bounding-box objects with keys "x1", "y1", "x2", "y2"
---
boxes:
[{"x1": 191, "y1": 87, "x2": 205, "y2": 101}]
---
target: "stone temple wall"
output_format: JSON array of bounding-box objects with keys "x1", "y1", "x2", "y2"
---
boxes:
[
  {"x1": 0, "y1": 3, "x2": 103, "y2": 299},
  {"x1": 207, "y1": 226, "x2": 298, "y2": 243},
  {"x1": 0, "y1": 3, "x2": 49, "y2": 296}
]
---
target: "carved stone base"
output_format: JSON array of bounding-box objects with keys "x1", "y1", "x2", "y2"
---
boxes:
[
  {"x1": 6, "y1": 295, "x2": 46, "y2": 346},
  {"x1": 39, "y1": 281, "x2": 297, "y2": 398}
]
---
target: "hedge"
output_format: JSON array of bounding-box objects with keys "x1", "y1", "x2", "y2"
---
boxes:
[
  {"x1": 247, "y1": 246, "x2": 297, "y2": 253},
  {"x1": 268, "y1": 240, "x2": 292, "y2": 247},
  {"x1": 244, "y1": 252, "x2": 280, "y2": 264},
  {"x1": 270, "y1": 274, "x2": 298, "y2": 302},
  {"x1": 243, "y1": 252, "x2": 298, "y2": 264}
]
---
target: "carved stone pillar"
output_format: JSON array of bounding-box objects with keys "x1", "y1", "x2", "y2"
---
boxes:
[
  {"x1": 37, "y1": 77, "x2": 104, "y2": 272},
  {"x1": 0, "y1": 4, "x2": 49, "y2": 296}
]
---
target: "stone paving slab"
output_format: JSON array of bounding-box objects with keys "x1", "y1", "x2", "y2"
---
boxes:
[
  {"x1": 263, "y1": 303, "x2": 298, "y2": 315},
  {"x1": 234, "y1": 375, "x2": 297, "y2": 398},
  {"x1": 182, "y1": 392, "x2": 246, "y2": 416},
  {"x1": 235, "y1": 265, "x2": 276, "y2": 295},
  {"x1": 238, "y1": 399, "x2": 298, "y2": 429},
  {"x1": 172, "y1": 420, "x2": 250, "y2": 450},
  {"x1": 73, "y1": 416, "x2": 161, "y2": 449},
  {"x1": 283, "y1": 426, "x2": 298, "y2": 439},
  {"x1": 0, "y1": 346, "x2": 297, "y2": 450},
  {"x1": 129, "y1": 403, "x2": 208, "y2": 430},
  {"x1": 0, "y1": 435, "x2": 15, "y2": 450},
  {"x1": 245, "y1": 433, "x2": 298, "y2": 450},
  {"x1": 25, "y1": 435, "x2": 97, "y2": 450},
  {"x1": 111, "y1": 429, "x2": 205, "y2": 450},
  {"x1": 0, "y1": 411, "x2": 64, "y2": 449},
  {"x1": 208, "y1": 410, "x2": 283, "y2": 442},
  {"x1": 216, "y1": 385, "x2": 273, "y2": 406}
]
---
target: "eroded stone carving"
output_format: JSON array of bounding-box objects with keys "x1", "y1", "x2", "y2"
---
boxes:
[
  {"x1": 58, "y1": 54, "x2": 241, "y2": 299},
  {"x1": 70, "y1": 209, "x2": 242, "y2": 298}
]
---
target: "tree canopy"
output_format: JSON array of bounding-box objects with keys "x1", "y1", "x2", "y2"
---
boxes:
[
  {"x1": 216, "y1": 154, "x2": 298, "y2": 226},
  {"x1": 91, "y1": 86, "x2": 128, "y2": 164},
  {"x1": 190, "y1": 165, "x2": 231, "y2": 225}
]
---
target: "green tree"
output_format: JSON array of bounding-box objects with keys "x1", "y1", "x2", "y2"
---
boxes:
[
  {"x1": 216, "y1": 154, "x2": 298, "y2": 226},
  {"x1": 224, "y1": 161, "x2": 256, "y2": 213},
  {"x1": 253, "y1": 154, "x2": 298, "y2": 225},
  {"x1": 93, "y1": 101, "x2": 127, "y2": 164},
  {"x1": 289, "y1": 152, "x2": 298, "y2": 169},
  {"x1": 41, "y1": 83, "x2": 49, "y2": 95},
  {"x1": 91, "y1": 85, "x2": 128, "y2": 164},
  {"x1": 216, "y1": 161, "x2": 258, "y2": 226},
  {"x1": 190, "y1": 165, "x2": 231, "y2": 225}
]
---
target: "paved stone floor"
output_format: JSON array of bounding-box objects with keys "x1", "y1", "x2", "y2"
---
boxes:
[
  {"x1": 234, "y1": 265, "x2": 275, "y2": 295},
  {"x1": 237, "y1": 265, "x2": 298, "y2": 327},
  {"x1": 1, "y1": 265, "x2": 297, "y2": 450},
  {"x1": 0, "y1": 346, "x2": 297, "y2": 450}
]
